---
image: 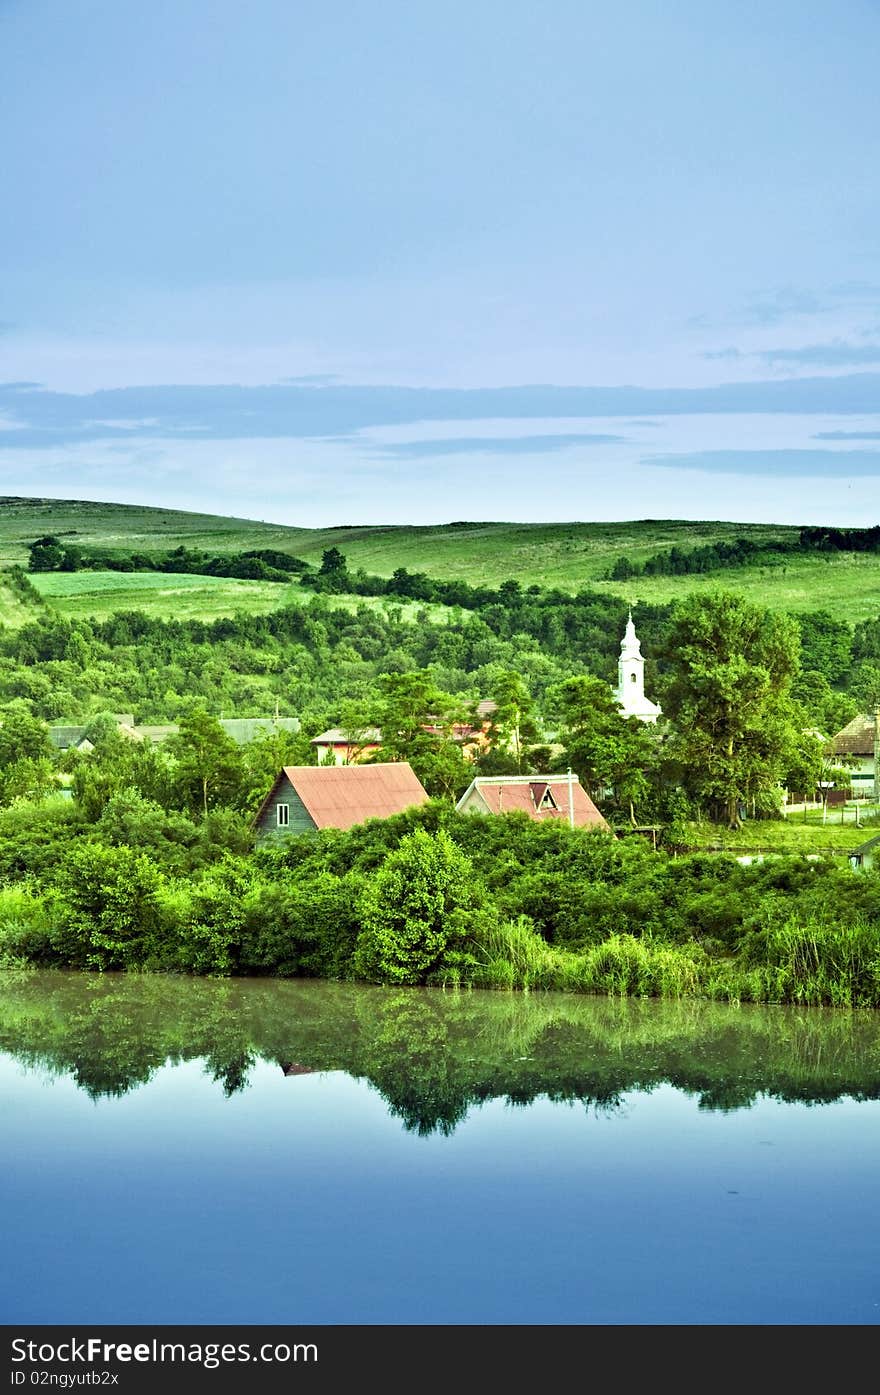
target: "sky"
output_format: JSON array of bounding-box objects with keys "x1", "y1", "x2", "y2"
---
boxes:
[{"x1": 1, "y1": 0, "x2": 879, "y2": 527}]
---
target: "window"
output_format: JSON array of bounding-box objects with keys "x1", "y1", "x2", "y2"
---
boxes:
[
  {"x1": 630, "y1": 672, "x2": 637, "y2": 683},
  {"x1": 277, "y1": 803, "x2": 290, "y2": 828},
  {"x1": 530, "y1": 782, "x2": 558, "y2": 811}
]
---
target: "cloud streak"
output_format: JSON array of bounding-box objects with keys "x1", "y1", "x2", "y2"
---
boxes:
[
  {"x1": 644, "y1": 449, "x2": 880, "y2": 477},
  {"x1": 3, "y1": 374, "x2": 880, "y2": 451},
  {"x1": 370, "y1": 433, "x2": 626, "y2": 459}
]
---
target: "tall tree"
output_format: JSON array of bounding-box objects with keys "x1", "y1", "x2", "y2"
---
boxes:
[
  {"x1": 485, "y1": 671, "x2": 540, "y2": 771},
  {"x1": 167, "y1": 707, "x2": 245, "y2": 817},
  {"x1": 660, "y1": 593, "x2": 801, "y2": 828},
  {"x1": 547, "y1": 676, "x2": 657, "y2": 820}
]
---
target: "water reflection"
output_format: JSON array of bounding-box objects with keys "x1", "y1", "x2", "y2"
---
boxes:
[{"x1": 3, "y1": 969, "x2": 880, "y2": 1133}]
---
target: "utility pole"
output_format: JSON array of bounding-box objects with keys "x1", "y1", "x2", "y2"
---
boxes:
[{"x1": 567, "y1": 768, "x2": 575, "y2": 829}]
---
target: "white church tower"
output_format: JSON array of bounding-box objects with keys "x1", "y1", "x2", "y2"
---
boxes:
[{"x1": 616, "y1": 612, "x2": 662, "y2": 723}]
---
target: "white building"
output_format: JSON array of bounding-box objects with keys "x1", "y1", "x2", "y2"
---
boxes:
[{"x1": 615, "y1": 612, "x2": 662, "y2": 723}]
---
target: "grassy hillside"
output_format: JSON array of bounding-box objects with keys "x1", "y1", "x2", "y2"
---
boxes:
[
  {"x1": 0, "y1": 497, "x2": 797, "y2": 579},
  {"x1": 2, "y1": 496, "x2": 878, "y2": 624},
  {"x1": 28, "y1": 571, "x2": 453, "y2": 625}
]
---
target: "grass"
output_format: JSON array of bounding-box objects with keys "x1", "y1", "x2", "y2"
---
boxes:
[
  {"x1": 0, "y1": 578, "x2": 41, "y2": 628},
  {"x1": 2, "y1": 496, "x2": 880, "y2": 623},
  {"x1": 27, "y1": 569, "x2": 453, "y2": 625},
  {"x1": 466, "y1": 914, "x2": 880, "y2": 1008},
  {"x1": 679, "y1": 817, "x2": 872, "y2": 854}
]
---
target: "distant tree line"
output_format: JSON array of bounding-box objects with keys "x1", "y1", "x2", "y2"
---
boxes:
[
  {"x1": 604, "y1": 525, "x2": 880, "y2": 581},
  {"x1": 27, "y1": 536, "x2": 311, "y2": 583}
]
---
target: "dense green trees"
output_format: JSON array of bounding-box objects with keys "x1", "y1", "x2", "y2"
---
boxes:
[
  {"x1": 661, "y1": 594, "x2": 801, "y2": 827},
  {"x1": 547, "y1": 675, "x2": 658, "y2": 818}
]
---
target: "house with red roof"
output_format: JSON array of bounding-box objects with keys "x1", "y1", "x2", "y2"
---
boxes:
[
  {"x1": 455, "y1": 774, "x2": 608, "y2": 830},
  {"x1": 254, "y1": 761, "x2": 430, "y2": 838}
]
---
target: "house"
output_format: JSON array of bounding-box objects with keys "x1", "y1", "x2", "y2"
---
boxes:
[
  {"x1": 849, "y1": 833, "x2": 880, "y2": 870},
  {"x1": 310, "y1": 727, "x2": 383, "y2": 765},
  {"x1": 455, "y1": 774, "x2": 609, "y2": 829},
  {"x1": 829, "y1": 712, "x2": 879, "y2": 798},
  {"x1": 49, "y1": 714, "x2": 300, "y2": 750},
  {"x1": 615, "y1": 613, "x2": 662, "y2": 723},
  {"x1": 48, "y1": 714, "x2": 136, "y2": 751},
  {"x1": 311, "y1": 701, "x2": 497, "y2": 765},
  {"x1": 254, "y1": 761, "x2": 431, "y2": 838}
]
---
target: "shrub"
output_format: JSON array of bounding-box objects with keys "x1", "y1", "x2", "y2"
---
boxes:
[
  {"x1": 354, "y1": 828, "x2": 487, "y2": 985},
  {"x1": 51, "y1": 843, "x2": 169, "y2": 970},
  {"x1": 0, "y1": 884, "x2": 54, "y2": 963},
  {"x1": 240, "y1": 870, "x2": 366, "y2": 978}
]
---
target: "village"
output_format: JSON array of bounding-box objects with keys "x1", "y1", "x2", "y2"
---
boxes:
[{"x1": 27, "y1": 608, "x2": 880, "y2": 868}]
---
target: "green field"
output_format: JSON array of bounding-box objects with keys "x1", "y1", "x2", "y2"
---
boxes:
[
  {"x1": 2, "y1": 496, "x2": 880, "y2": 623},
  {"x1": 27, "y1": 569, "x2": 452, "y2": 625},
  {"x1": 680, "y1": 817, "x2": 874, "y2": 854}
]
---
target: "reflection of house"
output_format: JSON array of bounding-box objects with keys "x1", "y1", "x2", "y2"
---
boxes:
[
  {"x1": 254, "y1": 762, "x2": 430, "y2": 838},
  {"x1": 615, "y1": 614, "x2": 661, "y2": 723},
  {"x1": 455, "y1": 774, "x2": 608, "y2": 829},
  {"x1": 829, "y1": 713, "x2": 879, "y2": 798},
  {"x1": 280, "y1": 1062, "x2": 317, "y2": 1076},
  {"x1": 311, "y1": 701, "x2": 498, "y2": 766}
]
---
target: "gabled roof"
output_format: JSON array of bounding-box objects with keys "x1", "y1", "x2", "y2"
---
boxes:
[
  {"x1": 219, "y1": 717, "x2": 300, "y2": 744},
  {"x1": 257, "y1": 761, "x2": 430, "y2": 831},
  {"x1": 456, "y1": 775, "x2": 608, "y2": 829},
  {"x1": 830, "y1": 714, "x2": 876, "y2": 757}
]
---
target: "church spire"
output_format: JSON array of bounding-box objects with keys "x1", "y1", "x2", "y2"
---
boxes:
[
  {"x1": 620, "y1": 610, "x2": 641, "y2": 656},
  {"x1": 615, "y1": 611, "x2": 661, "y2": 724}
]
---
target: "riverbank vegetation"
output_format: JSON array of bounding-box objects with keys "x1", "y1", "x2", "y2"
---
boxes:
[{"x1": 3, "y1": 791, "x2": 880, "y2": 1006}]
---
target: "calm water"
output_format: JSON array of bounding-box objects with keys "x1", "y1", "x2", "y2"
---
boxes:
[{"x1": 2, "y1": 970, "x2": 880, "y2": 1325}]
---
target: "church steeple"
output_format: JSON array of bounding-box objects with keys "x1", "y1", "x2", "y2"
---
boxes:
[
  {"x1": 620, "y1": 610, "x2": 641, "y2": 657},
  {"x1": 615, "y1": 611, "x2": 661, "y2": 723}
]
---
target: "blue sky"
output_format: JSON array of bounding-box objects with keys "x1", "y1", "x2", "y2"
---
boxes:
[{"x1": 1, "y1": 0, "x2": 879, "y2": 526}]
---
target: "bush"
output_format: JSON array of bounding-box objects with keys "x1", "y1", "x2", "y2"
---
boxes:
[
  {"x1": 0, "y1": 884, "x2": 54, "y2": 963},
  {"x1": 51, "y1": 843, "x2": 169, "y2": 970},
  {"x1": 240, "y1": 870, "x2": 366, "y2": 978},
  {"x1": 354, "y1": 828, "x2": 487, "y2": 985}
]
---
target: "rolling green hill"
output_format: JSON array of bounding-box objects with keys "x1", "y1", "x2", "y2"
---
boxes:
[{"x1": 1, "y1": 496, "x2": 878, "y2": 625}]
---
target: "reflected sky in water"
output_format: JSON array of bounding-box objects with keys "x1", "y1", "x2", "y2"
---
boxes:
[{"x1": 2, "y1": 973, "x2": 879, "y2": 1324}]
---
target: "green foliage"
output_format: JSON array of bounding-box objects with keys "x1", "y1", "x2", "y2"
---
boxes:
[
  {"x1": 661, "y1": 593, "x2": 801, "y2": 827},
  {"x1": 354, "y1": 828, "x2": 484, "y2": 984},
  {"x1": 485, "y1": 670, "x2": 540, "y2": 771},
  {"x1": 468, "y1": 914, "x2": 564, "y2": 990},
  {"x1": 167, "y1": 706, "x2": 245, "y2": 816},
  {"x1": 0, "y1": 884, "x2": 55, "y2": 963},
  {"x1": 52, "y1": 843, "x2": 169, "y2": 970},
  {"x1": 547, "y1": 674, "x2": 659, "y2": 815},
  {"x1": 737, "y1": 917, "x2": 880, "y2": 1007},
  {"x1": 240, "y1": 870, "x2": 366, "y2": 978},
  {"x1": 172, "y1": 857, "x2": 254, "y2": 974}
]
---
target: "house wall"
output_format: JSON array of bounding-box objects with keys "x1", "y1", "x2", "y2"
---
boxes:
[
  {"x1": 846, "y1": 756, "x2": 874, "y2": 792},
  {"x1": 313, "y1": 742, "x2": 381, "y2": 766},
  {"x1": 255, "y1": 775, "x2": 316, "y2": 839},
  {"x1": 457, "y1": 789, "x2": 490, "y2": 817}
]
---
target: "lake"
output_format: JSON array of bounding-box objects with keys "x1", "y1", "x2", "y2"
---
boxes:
[{"x1": 2, "y1": 969, "x2": 880, "y2": 1325}]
